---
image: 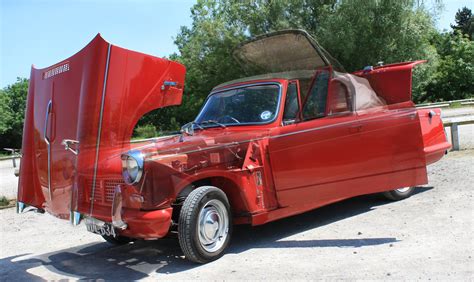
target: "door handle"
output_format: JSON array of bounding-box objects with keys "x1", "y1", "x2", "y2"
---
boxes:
[
  {"x1": 61, "y1": 139, "x2": 79, "y2": 155},
  {"x1": 161, "y1": 80, "x2": 177, "y2": 90},
  {"x1": 43, "y1": 100, "x2": 53, "y2": 201},
  {"x1": 349, "y1": 125, "x2": 362, "y2": 133}
]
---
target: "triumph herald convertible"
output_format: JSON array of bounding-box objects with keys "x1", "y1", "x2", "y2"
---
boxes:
[{"x1": 17, "y1": 30, "x2": 450, "y2": 263}]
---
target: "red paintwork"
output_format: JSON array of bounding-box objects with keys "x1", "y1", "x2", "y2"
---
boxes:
[
  {"x1": 19, "y1": 35, "x2": 450, "y2": 239},
  {"x1": 18, "y1": 34, "x2": 185, "y2": 220}
]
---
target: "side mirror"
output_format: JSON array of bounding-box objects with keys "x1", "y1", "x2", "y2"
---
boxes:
[{"x1": 180, "y1": 122, "x2": 194, "y2": 136}]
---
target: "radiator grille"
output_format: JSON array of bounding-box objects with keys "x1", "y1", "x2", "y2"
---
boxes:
[{"x1": 86, "y1": 178, "x2": 125, "y2": 203}]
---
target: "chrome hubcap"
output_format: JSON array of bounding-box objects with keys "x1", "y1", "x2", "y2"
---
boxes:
[
  {"x1": 396, "y1": 187, "x2": 411, "y2": 193},
  {"x1": 198, "y1": 199, "x2": 229, "y2": 253}
]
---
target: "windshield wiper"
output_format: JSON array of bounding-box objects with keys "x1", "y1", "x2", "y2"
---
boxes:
[
  {"x1": 191, "y1": 121, "x2": 204, "y2": 130},
  {"x1": 198, "y1": 120, "x2": 226, "y2": 128}
]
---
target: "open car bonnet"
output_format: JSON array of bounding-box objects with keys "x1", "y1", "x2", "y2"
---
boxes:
[
  {"x1": 18, "y1": 34, "x2": 186, "y2": 219},
  {"x1": 233, "y1": 29, "x2": 344, "y2": 73}
]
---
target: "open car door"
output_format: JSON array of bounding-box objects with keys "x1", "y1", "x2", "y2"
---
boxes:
[
  {"x1": 18, "y1": 34, "x2": 186, "y2": 220},
  {"x1": 234, "y1": 30, "x2": 429, "y2": 210}
]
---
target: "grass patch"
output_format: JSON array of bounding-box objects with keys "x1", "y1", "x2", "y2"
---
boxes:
[
  {"x1": 0, "y1": 196, "x2": 9, "y2": 207},
  {"x1": 0, "y1": 152, "x2": 10, "y2": 158},
  {"x1": 449, "y1": 102, "x2": 463, "y2": 108}
]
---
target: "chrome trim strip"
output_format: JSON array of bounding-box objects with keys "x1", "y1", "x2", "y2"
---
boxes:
[
  {"x1": 146, "y1": 108, "x2": 417, "y2": 158},
  {"x1": 43, "y1": 100, "x2": 53, "y2": 201},
  {"x1": 129, "y1": 135, "x2": 178, "y2": 144},
  {"x1": 90, "y1": 43, "x2": 112, "y2": 216},
  {"x1": 16, "y1": 201, "x2": 26, "y2": 214}
]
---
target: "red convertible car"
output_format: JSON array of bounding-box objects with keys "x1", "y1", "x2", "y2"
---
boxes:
[{"x1": 17, "y1": 30, "x2": 450, "y2": 263}]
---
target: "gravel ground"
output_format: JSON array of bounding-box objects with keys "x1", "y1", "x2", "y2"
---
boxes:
[
  {"x1": 0, "y1": 149, "x2": 473, "y2": 280},
  {"x1": 0, "y1": 158, "x2": 20, "y2": 199},
  {"x1": 1, "y1": 107, "x2": 473, "y2": 280}
]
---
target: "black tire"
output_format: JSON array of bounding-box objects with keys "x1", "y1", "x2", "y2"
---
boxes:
[
  {"x1": 383, "y1": 187, "x2": 416, "y2": 201},
  {"x1": 178, "y1": 186, "x2": 232, "y2": 263},
  {"x1": 102, "y1": 234, "x2": 135, "y2": 245}
]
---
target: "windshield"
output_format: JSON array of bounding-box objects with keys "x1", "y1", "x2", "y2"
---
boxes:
[{"x1": 195, "y1": 84, "x2": 281, "y2": 126}]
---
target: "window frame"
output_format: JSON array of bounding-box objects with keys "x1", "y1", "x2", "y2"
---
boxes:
[
  {"x1": 301, "y1": 66, "x2": 332, "y2": 121},
  {"x1": 282, "y1": 80, "x2": 302, "y2": 125},
  {"x1": 326, "y1": 79, "x2": 354, "y2": 116},
  {"x1": 194, "y1": 82, "x2": 283, "y2": 127}
]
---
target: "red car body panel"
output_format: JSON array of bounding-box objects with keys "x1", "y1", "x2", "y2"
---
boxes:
[
  {"x1": 18, "y1": 34, "x2": 450, "y2": 239},
  {"x1": 18, "y1": 34, "x2": 186, "y2": 220}
]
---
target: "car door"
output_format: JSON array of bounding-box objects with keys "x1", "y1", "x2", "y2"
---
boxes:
[
  {"x1": 355, "y1": 107, "x2": 428, "y2": 193},
  {"x1": 268, "y1": 68, "x2": 364, "y2": 208}
]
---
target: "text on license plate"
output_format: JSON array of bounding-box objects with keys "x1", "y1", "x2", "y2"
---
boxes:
[{"x1": 85, "y1": 218, "x2": 116, "y2": 237}]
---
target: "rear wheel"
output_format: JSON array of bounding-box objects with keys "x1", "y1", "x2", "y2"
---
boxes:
[
  {"x1": 383, "y1": 187, "x2": 416, "y2": 201},
  {"x1": 102, "y1": 234, "x2": 135, "y2": 245},
  {"x1": 178, "y1": 186, "x2": 232, "y2": 263}
]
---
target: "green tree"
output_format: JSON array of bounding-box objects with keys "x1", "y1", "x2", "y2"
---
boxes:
[
  {"x1": 0, "y1": 78, "x2": 29, "y2": 149},
  {"x1": 422, "y1": 31, "x2": 474, "y2": 101},
  {"x1": 451, "y1": 7, "x2": 473, "y2": 40},
  {"x1": 138, "y1": 0, "x2": 440, "y2": 131}
]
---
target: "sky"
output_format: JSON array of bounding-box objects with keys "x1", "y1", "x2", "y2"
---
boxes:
[{"x1": 0, "y1": 0, "x2": 472, "y2": 88}]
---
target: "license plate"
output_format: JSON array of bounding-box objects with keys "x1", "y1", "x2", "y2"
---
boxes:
[{"x1": 84, "y1": 217, "x2": 116, "y2": 237}]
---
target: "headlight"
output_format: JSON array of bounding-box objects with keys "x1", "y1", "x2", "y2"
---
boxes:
[{"x1": 121, "y1": 150, "x2": 144, "y2": 185}]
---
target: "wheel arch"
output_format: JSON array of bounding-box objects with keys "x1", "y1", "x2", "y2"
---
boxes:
[{"x1": 175, "y1": 175, "x2": 249, "y2": 217}]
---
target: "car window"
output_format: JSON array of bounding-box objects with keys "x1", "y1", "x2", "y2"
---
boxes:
[
  {"x1": 302, "y1": 70, "x2": 330, "y2": 120},
  {"x1": 283, "y1": 82, "x2": 300, "y2": 122},
  {"x1": 195, "y1": 84, "x2": 280, "y2": 126},
  {"x1": 327, "y1": 81, "x2": 352, "y2": 114}
]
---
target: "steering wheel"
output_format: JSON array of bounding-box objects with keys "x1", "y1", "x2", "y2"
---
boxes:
[{"x1": 218, "y1": 115, "x2": 240, "y2": 124}]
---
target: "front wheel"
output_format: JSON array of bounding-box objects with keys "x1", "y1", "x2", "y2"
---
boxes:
[
  {"x1": 178, "y1": 186, "x2": 232, "y2": 263},
  {"x1": 383, "y1": 187, "x2": 416, "y2": 201}
]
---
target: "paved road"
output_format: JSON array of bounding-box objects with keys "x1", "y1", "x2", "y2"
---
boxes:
[{"x1": 1, "y1": 149, "x2": 473, "y2": 280}]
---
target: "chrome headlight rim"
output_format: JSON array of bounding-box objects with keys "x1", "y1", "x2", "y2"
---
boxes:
[{"x1": 121, "y1": 150, "x2": 144, "y2": 185}]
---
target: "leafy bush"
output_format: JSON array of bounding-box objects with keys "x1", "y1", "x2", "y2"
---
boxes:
[
  {"x1": 0, "y1": 196, "x2": 9, "y2": 207},
  {"x1": 133, "y1": 124, "x2": 158, "y2": 139}
]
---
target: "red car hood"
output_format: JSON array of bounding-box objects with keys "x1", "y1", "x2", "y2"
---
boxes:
[{"x1": 18, "y1": 34, "x2": 186, "y2": 219}]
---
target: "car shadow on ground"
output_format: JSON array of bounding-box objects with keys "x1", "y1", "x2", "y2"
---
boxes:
[{"x1": 0, "y1": 187, "x2": 433, "y2": 280}]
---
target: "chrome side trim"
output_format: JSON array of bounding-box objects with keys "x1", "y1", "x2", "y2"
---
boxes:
[
  {"x1": 70, "y1": 211, "x2": 82, "y2": 226},
  {"x1": 43, "y1": 100, "x2": 53, "y2": 201},
  {"x1": 90, "y1": 43, "x2": 112, "y2": 216},
  {"x1": 146, "y1": 108, "x2": 418, "y2": 158}
]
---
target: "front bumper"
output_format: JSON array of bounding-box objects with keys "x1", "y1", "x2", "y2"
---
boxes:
[
  {"x1": 120, "y1": 207, "x2": 173, "y2": 239},
  {"x1": 82, "y1": 206, "x2": 173, "y2": 239}
]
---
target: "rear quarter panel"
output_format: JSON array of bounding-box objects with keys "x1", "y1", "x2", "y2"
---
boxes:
[{"x1": 418, "y1": 108, "x2": 451, "y2": 165}]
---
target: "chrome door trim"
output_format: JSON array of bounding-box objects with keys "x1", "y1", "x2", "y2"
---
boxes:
[
  {"x1": 44, "y1": 100, "x2": 53, "y2": 201},
  {"x1": 90, "y1": 43, "x2": 112, "y2": 216}
]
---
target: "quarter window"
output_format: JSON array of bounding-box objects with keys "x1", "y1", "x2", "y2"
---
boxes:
[
  {"x1": 302, "y1": 70, "x2": 330, "y2": 120},
  {"x1": 283, "y1": 82, "x2": 300, "y2": 122}
]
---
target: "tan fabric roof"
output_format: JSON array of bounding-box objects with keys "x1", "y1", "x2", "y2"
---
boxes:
[{"x1": 212, "y1": 70, "x2": 315, "y2": 91}]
